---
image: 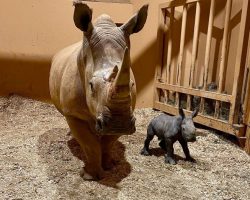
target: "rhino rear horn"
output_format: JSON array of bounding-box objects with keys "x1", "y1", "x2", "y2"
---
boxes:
[
  {"x1": 73, "y1": 1, "x2": 93, "y2": 33},
  {"x1": 192, "y1": 107, "x2": 199, "y2": 118},
  {"x1": 179, "y1": 108, "x2": 185, "y2": 119},
  {"x1": 121, "y1": 4, "x2": 148, "y2": 35}
]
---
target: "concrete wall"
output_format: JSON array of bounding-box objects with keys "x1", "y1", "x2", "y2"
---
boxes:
[{"x1": 0, "y1": 0, "x2": 248, "y2": 108}]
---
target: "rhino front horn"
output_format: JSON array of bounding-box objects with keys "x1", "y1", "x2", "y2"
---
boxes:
[{"x1": 113, "y1": 47, "x2": 130, "y2": 98}]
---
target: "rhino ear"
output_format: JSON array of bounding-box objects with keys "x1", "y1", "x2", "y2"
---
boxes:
[
  {"x1": 121, "y1": 4, "x2": 148, "y2": 35},
  {"x1": 192, "y1": 107, "x2": 199, "y2": 118},
  {"x1": 73, "y1": 1, "x2": 93, "y2": 33},
  {"x1": 179, "y1": 108, "x2": 185, "y2": 119}
]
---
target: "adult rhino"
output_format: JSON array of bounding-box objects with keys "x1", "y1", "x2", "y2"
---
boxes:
[{"x1": 49, "y1": 1, "x2": 148, "y2": 180}]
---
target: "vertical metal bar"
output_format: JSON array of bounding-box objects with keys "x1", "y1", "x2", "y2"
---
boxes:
[
  {"x1": 200, "y1": 0, "x2": 215, "y2": 114},
  {"x1": 187, "y1": 1, "x2": 201, "y2": 110},
  {"x1": 214, "y1": 0, "x2": 232, "y2": 118},
  {"x1": 229, "y1": 0, "x2": 249, "y2": 124},
  {"x1": 176, "y1": 4, "x2": 188, "y2": 107}
]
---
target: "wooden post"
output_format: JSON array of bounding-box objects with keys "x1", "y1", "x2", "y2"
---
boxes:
[
  {"x1": 154, "y1": 6, "x2": 166, "y2": 107},
  {"x1": 245, "y1": 127, "x2": 250, "y2": 154},
  {"x1": 200, "y1": 0, "x2": 215, "y2": 113},
  {"x1": 229, "y1": 0, "x2": 249, "y2": 125},
  {"x1": 187, "y1": 1, "x2": 201, "y2": 110},
  {"x1": 214, "y1": 0, "x2": 232, "y2": 118},
  {"x1": 176, "y1": 4, "x2": 188, "y2": 107},
  {"x1": 164, "y1": 7, "x2": 175, "y2": 104},
  {"x1": 166, "y1": 7, "x2": 175, "y2": 84},
  {"x1": 156, "y1": 7, "x2": 166, "y2": 81}
]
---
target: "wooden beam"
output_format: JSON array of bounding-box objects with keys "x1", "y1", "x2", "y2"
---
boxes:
[
  {"x1": 163, "y1": 7, "x2": 175, "y2": 104},
  {"x1": 154, "y1": 101, "x2": 243, "y2": 135},
  {"x1": 154, "y1": 5, "x2": 166, "y2": 105},
  {"x1": 155, "y1": 82, "x2": 232, "y2": 102},
  {"x1": 187, "y1": 1, "x2": 201, "y2": 110},
  {"x1": 176, "y1": 5, "x2": 188, "y2": 107},
  {"x1": 245, "y1": 126, "x2": 250, "y2": 154},
  {"x1": 200, "y1": 0, "x2": 215, "y2": 114},
  {"x1": 217, "y1": 0, "x2": 232, "y2": 93},
  {"x1": 189, "y1": 1, "x2": 201, "y2": 88},
  {"x1": 177, "y1": 4, "x2": 187, "y2": 85},
  {"x1": 215, "y1": 0, "x2": 232, "y2": 118},
  {"x1": 166, "y1": 7, "x2": 175, "y2": 84},
  {"x1": 160, "y1": 0, "x2": 200, "y2": 9},
  {"x1": 243, "y1": 32, "x2": 250, "y2": 124},
  {"x1": 155, "y1": 7, "x2": 166, "y2": 80},
  {"x1": 229, "y1": 0, "x2": 249, "y2": 124}
]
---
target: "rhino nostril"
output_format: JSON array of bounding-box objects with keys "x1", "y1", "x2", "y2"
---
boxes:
[{"x1": 97, "y1": 118, "x2": 103, "y2": 130}]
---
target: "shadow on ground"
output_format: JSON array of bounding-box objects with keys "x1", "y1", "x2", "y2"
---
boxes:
[{"x1": 38, "y1": 128, "x2": 131, "y2": 190}]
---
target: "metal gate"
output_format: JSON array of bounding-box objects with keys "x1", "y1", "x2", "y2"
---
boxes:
[{"x1": 154, "y1": 0, "x2": 250, "y2": 141}]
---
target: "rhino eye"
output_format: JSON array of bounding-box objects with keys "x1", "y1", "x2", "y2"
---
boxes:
[{"x1": 89, "y1": 82, "x2": 94, "y2": 92}]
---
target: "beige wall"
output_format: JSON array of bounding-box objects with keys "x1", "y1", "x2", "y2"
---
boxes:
[
  {"x1": 0, "y1": 0, "x2": 248, "y2": 108},
  {"x1": 0, "y1": 0, "x2": 133, "y2": 102}
]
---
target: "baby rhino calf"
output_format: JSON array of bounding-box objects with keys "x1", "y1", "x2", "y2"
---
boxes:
[{"x1": 141, "y1": 108, "x2": 198, "y2": 165}]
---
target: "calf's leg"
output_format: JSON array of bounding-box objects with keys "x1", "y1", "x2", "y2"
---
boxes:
[
  {"x1": 178, "y1": 138, "x2": 196, "y2": 162},
  {"x1": 159, "y1": 139, "x2": 167, "y2": 150},
  {"x1": 164, "y1": 139, "x2": 176, "y2": 165},
  {"x1": 66, "y1": 116, "x2": 104, "y2": 180},
  {"x1": 140, "y1": 125, "x2": 154, "y2": 156}
]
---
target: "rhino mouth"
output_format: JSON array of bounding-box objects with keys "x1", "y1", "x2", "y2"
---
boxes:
[
  {"x1": 95, "y1": 114, "x2": 136, "y2": 135},
  {"x1": 185, "y1": 136, "x2": 196, "y2": 142}
]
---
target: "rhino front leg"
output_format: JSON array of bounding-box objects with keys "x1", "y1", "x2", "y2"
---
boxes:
[
  {"x1": 164, "y1": 139, "x2": 176, "y2": 165},
  {"x1": 101, "y1": 135, "x2": 120, "y2": 170},
  {"x1": 178, "y1": 138, "x2": 196, "y2": 163},
  {"x1": 65, "y1": 116, "x2": 104, "y2": 180}
]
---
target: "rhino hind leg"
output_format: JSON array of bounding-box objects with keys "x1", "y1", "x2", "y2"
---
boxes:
[
  {"x1": 140, "y1": 125, "x2": 154, "y2": 156},
  {"x1": 159, "y1": 139, "x2": 167, "y2": 151},
  {"x1": 65, "y1": 116, "x2": 104, "y2": 180},
  {"x1": 101, "y1": 135, "x2": 120, "y2": 170}
]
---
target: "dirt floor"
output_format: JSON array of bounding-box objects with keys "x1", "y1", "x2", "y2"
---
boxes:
[{"x1": 0, "y1": 95, "x2": 249, "y2": 200}]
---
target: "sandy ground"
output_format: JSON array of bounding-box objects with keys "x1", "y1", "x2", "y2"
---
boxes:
[{"x1": 0, "y1": 95, "x2": 249, "y2": 200}]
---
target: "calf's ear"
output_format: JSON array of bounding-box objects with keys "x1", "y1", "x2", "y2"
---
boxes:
[
  {"x1": 192, "y1": 107, "x2": 199, "y2": 118},
  {"x1": 73, "y1": 1, "x2": 93, "y2": 33},
  {"x1": 179, "y1": 108, "x2": 185, "y2": 119},
  {"x1": 121, "y1": 4, "x2": 148, "y2": 35}
]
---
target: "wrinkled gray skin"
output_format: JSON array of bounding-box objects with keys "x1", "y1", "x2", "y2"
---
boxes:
[
  {"x1": 49, "y1": 1, "x2": 148, "y2": 180},
  {"x1": 141, "y1": 108, "x2": 199, "y2": 165}
]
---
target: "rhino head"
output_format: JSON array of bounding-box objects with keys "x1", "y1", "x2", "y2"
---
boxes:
[{"x1": 73, "y1": 1, "x2": 148, "y2": 135}]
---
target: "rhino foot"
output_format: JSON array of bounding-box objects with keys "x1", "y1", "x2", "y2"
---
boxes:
[
  {"x1": 102, "y1": 157, "x2": 117, "y2": 170},
  {"x1": 164, "y1": 155, "x2": 176, "y2": 165},
  {"x1": 80, "y1": 168, "x2": 104, "y2": 181},
  {"x1": 185, "y1": 156, "x2": 196, "y2": 163},
  {"x1": 140, "y1": 147, "x2": 150, "y2": 156}
]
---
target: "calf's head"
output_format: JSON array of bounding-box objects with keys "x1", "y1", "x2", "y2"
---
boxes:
[
  {"x1": 73, "y1": 1, "x2": 148, "y2": 135},
  {"x1": 179, "y1": 108, "x2": 199, "y2": 142}
]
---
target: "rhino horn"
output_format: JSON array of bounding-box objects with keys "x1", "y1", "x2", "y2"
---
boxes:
[{"x1": 113, "y1": 47, "x2": 130, "y2": 98}]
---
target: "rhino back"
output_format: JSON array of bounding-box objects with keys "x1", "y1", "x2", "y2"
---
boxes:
[
  {"x1": 151, "y1": 114, "x2": 181, "y2": 139},
  {"x1": 49, "y1": 41, "x2": 90, "y2": 120}
]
